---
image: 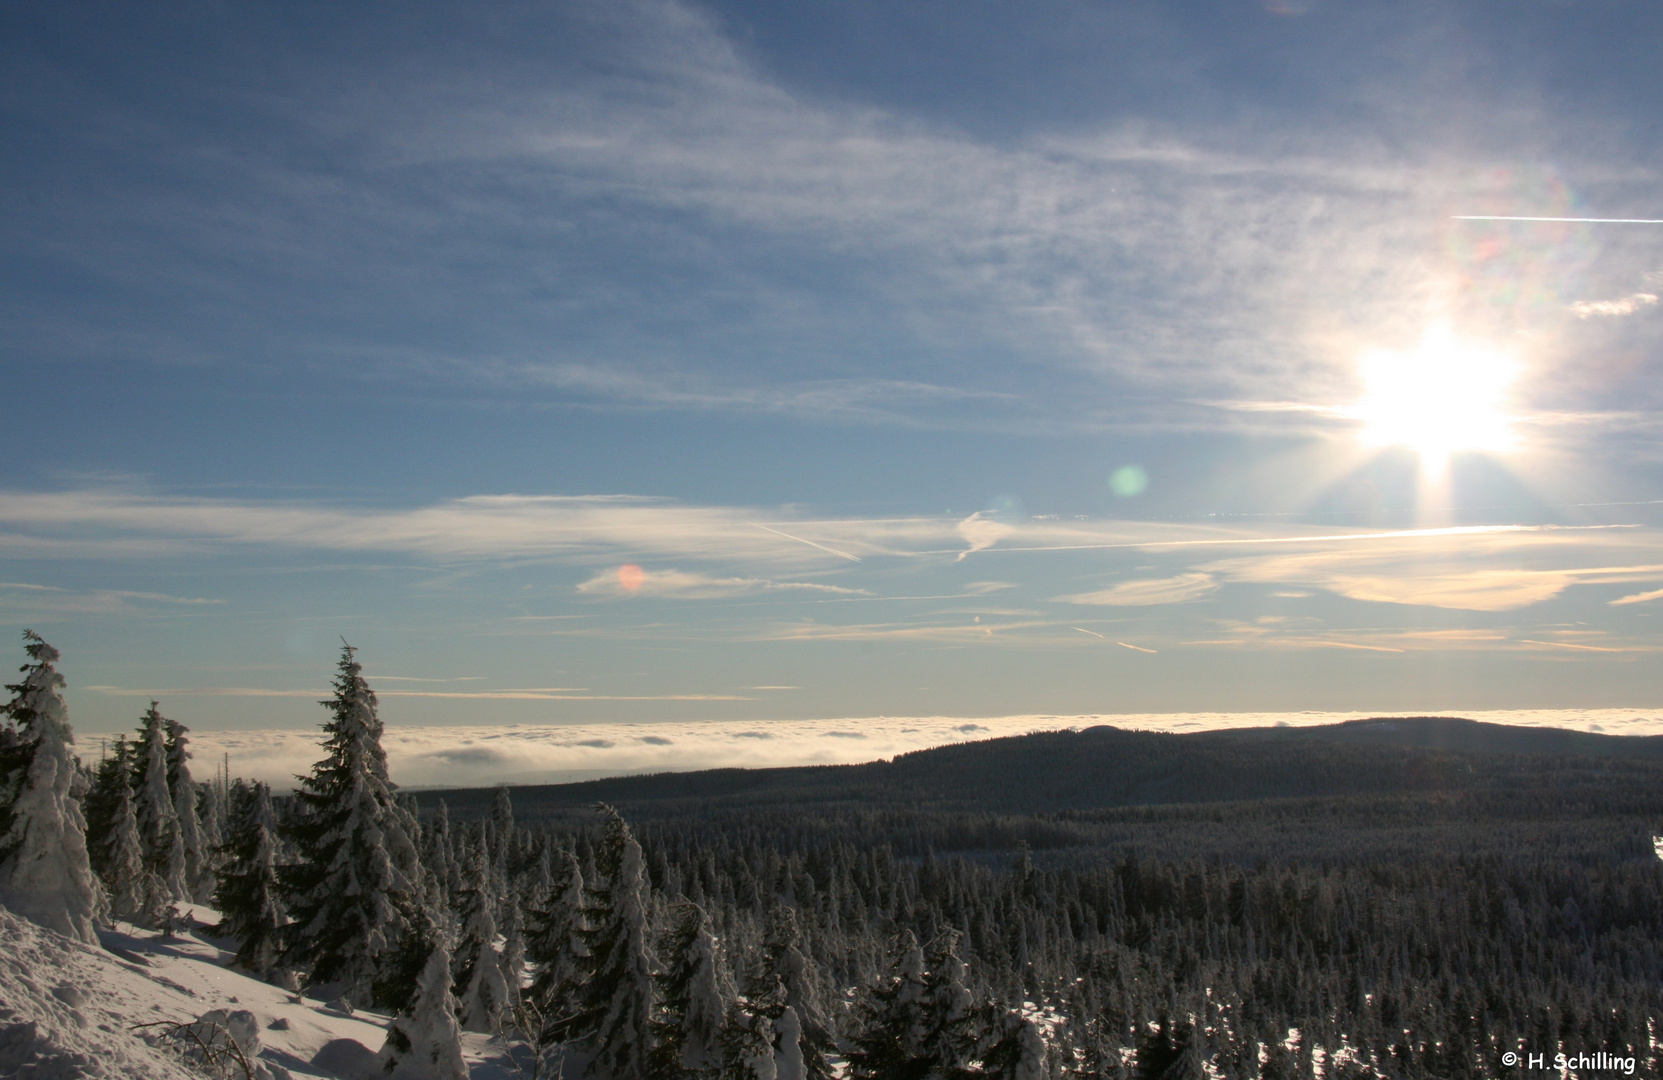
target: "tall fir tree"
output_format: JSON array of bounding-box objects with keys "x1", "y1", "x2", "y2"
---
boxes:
[
  {"x1": 380, "y1": 940, "x2": 470, "y2": 1080},
  {"x1": 196, "y1": 780, "x2": 225, "y2": 903},
  {"x1": 82, "y1": 735, "x2": 131, "y2": 880},
  {"x1": 99, "y1": 778, "x2": 148, "y2": 923},
  {"x1": 279, "y1": 643, "x2": 423, "y2": 1005},
  {"x1": 499, "y1": 889, "x2": 528, "y2": 1020},
  {"x1": 548, "y1": 806, "x2": 656, "y2": 1079},
  {"x1": 0, "y1": 631, "x2": 100, "y2": 943},
  {"x1": 133, "y1": 702, "x2": 188, "y2": 901},
  {"x1": 164, "y1": 716, "x2": 210, "y2": 902},
  {"x1": 212, "y1": 779, "x2": 288, "y2": 978},
  {"x1": 455, "y1": 835, "x2": 513, "y2": 1034},
  {"x1": 654, "y1": 901, "x2": 732, "y2": 1080},
  {"x1": 527, "y1": 846, "x2": 588, "y2": 1031},
  {"x1": 760, "y1": 907, "x2": 836, "y2": 1080},
  {"x1": 847, "y1": 931, "x2": 932, "y2": 1080}
]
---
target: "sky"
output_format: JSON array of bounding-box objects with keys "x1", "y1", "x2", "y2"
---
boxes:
[{"x1": 4, "y1": 0, "x2": 1663, "y2": 740}]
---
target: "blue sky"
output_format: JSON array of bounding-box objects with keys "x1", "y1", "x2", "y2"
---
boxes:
[{"x1": 4, "y1": 0, "x2": 1663, "y2": 734}]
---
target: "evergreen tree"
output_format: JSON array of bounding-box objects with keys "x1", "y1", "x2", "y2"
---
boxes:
[
  {"x1": 550, "y1": 806, "x2": 656, "y2": 1078},
  {"x1": 761, "y1": 907, "x2": 836, "y2": 1080},
  {"x1": 212, "y1": 780, "x2": 288, "y2": 978},
  {"x1": 847, "y1": 932, "x2": 932, "y2": 1080},
  {"x1": 133, "y1": 702, "x2": 188, "y2": 901},
  {"x1": 422, "y1": 798, "x2": 458, "y2": 910},
  {"x1": 500, "y1": 890, "x2": 528, "y2": 1017},
  {"x1": 164, "y1": 716, "x2": 210, "y2": 902},
  {"x1": 720, "y1": 1003, "x2": 778, "y2": 1080},
  {"x1": 456, "y1": 836, "x2": 512, "y2": 1033},
  {"x1": 0, "y1": 631, "x2": 100, "y2": 943},
  {"x1": 916, "y1": 930, "x2": 979, "y2": 1078},
  {"x1": 279, "y1": 643, "x2": 423, "y2": 1005},
  {"x1": 981, "y1": 1015, "x2": 1048, "y2": 1080},
  {"x1": 491, "y1": 786, "x2": 515, "y2": 858},
  {"x1": 100, "y1": 778, "x2": 149, "y2": 922},
  {"x1": 196, "y1": 780, "x2": 225, "y2": 903},
  {"x1": 82, "y1": 736, "x2": 131, "y2": 879},
  {"x1": 654, "y1": 901, "x2": 732, "y2": 1079},
  {"x1": 528, "y1": 846, "x2": 588, "y2": 1031},
  {"x1": 381, "y1": 941, "x2": 470, "y2": 1080}
]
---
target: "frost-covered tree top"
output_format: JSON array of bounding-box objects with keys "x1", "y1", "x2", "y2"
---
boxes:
[
  {"x1": 314, "y1": 642, "x2": 392, "y2": 787},
  {"x1": 0, "y1": 631, "x2": 99, "y2": 944}
]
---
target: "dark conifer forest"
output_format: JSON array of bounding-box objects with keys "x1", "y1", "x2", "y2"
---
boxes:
[{"x1": 403, "y1": 720, "x2": 1663, "y2": 1078}]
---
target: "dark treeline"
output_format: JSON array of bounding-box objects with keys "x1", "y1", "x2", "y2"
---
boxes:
[
  {"x1": 408, "y1": 726, "x2": 1663, "y2": 1079},
  {"x1": 420, "y1": 722, "x2": 1663, "y2": 821}
]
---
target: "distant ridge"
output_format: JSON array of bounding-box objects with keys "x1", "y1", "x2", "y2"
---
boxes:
[
  {"x1": 414, "y1": 716, "x2": 1663, "y2": 823},
  {"x1": 1213, "y1": 715, "x2": 1663, "y2": 758}
]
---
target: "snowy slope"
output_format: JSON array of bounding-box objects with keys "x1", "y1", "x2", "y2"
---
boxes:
[{"x1": 1, "y1": 903, "x2": 526, "y2": 1079}]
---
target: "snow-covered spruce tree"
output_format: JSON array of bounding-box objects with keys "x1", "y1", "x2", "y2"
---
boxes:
[
  {"x1": 381, "y1": 940, "x2": 470, "y2": 1080},
  {"x1": 499, "y1": 888, "x2": 528, "y2": 1018},
  {"x1": 916, "y1": 929, "x2": 980, "y2": 1077},
  {"x1": 421, "y1": 798, "x2": 457, "y2": 910},
  {"x1": 846, "y1": 931, "x2": 932, "y2": 1080},
  {"x1": 546, "y1": 805, "x2": 655, "y2": 1077},
  {"x1": 164, "y1": 716, "x2": 210, "y2": 902},
  {"x1": 82, "y1": 736, "x2": 131, "y2": 879},
  {"x1": 980, "y1": 1014, "x2": 1049, "y2": 1080},
  {"x1": 133, "y1": 702, "x2": 189, "y2": 901},
  {"x1": 279, "y1": 643, "x2": 423, "y2": 1005},
  {"x1": 760, "y1": 907, "x2": 836, "y2": 1080},
  {"x1": 375, "y1": 874, "x2": 449, "y2": 1015},
  {"x1": 527, "y1": 846, "x2": 587, "y2": 1030},
  {"x1": 100, "y1": 779, "x2": 148, "y2": 922},
  {"x1": 720, "y1": 1002, "x2": 778, "y2": 1080},
  {"x1": 455, "y1": 836, "x2": 512, "y2": 1034},
  {"x1": 212, "y1": 779, "x2": 288, "y2": 978},
  {"x1": 0, "y1": 631, "x2": 100, "y2": 943},
  {"x1": 653, "y1": 901, "x2": 732, "y2": 1080},
  {"x1": 196, "y1": 779, "x2": 225, "y2": 902},
  {"x1": 489, "y1": 785, "x2": 519, "y2": 911}
]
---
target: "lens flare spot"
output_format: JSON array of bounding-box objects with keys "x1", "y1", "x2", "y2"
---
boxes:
[
  {"x1": 618, "y1": 564, "x2": 646, "y2": 591},
  {"x1": 1109, "y1": 466, "x2": 1149, "y2": 497}
]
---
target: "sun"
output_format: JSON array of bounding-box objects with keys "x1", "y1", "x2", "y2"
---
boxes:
[{"x1": 1353, "y1": 326, "x2": 1518, "y2": 465}]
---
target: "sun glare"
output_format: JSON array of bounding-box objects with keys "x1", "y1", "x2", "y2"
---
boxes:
[{"x1": 1354, "y1": 327, "x2": 1518, "y2": 465}]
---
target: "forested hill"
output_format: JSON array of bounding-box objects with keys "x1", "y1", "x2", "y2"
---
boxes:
[
  {"x1": 415, "y1": 717, "x2": 1663, "y2": 825},
  {"x1": 1218, "y1": 714, "x2": 1663, "y2": 756}
]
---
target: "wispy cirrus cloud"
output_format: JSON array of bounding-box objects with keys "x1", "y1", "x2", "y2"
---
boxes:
[
  {"x1": 0, "y1": 580, "x2": 222, "y2": 615},
  {"x1": 28, "y1": 0, "x2": 1654, "y2": 439},
  {"x1": 1059, "y1": 572, "x2": 1220, "y2": 607},
  {"x1": 575, "y1": 567, "x2": 867, "y2": 600}
]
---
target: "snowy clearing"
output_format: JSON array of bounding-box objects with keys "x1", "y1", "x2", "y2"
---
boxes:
[{"x1": 0, "y1": 902, "x2": 526, "y2": 1079}]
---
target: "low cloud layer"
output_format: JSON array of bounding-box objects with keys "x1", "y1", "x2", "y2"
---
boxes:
[{"x1": 180, "y1": 709, "x2": 1663, "y2": 791}]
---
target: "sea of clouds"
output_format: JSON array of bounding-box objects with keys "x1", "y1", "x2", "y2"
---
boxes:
[{"x1": 177, "y1": 710, "x2": 1663, "y2": 791}]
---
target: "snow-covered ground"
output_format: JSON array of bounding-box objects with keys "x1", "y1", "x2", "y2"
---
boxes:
[
  {"x1": 176, "y1": 708, "x2": 1663, "y2": 790},
  {"x1": 0, "y1": 902, "x2": 529, "y2": 1079}
]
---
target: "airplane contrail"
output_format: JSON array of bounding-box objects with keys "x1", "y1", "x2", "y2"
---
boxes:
[
  {"x1": 751, "y1": 522, "x2": 862, "y2": 562},
  {"x1": 1452, "y1": 215, "x2": 1663, "y2": 224}
]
